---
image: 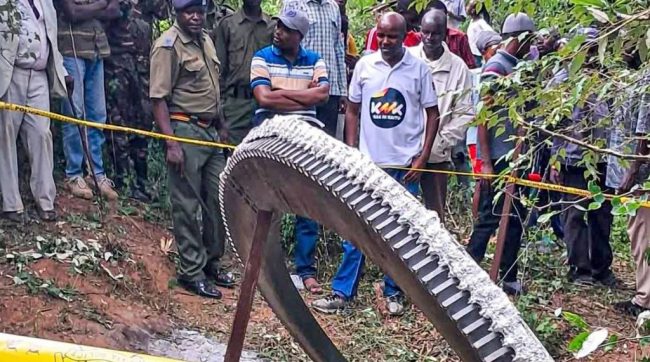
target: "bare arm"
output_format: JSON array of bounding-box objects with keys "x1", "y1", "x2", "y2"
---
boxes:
[
  {"x1": 404, "y1": 106, "x2": 439, "y2": 182},
  {"x1": 152, "y1": 98, "x2": 173, "y2": 138},
  {"x1": 477, "y1": 123, "x2": 494, "y2": 175},
  {"x1": 344, "y1": 101, "x2": 361, "y2": 147},
  {"x1": 281, "y1": 83, "x2": 330, "y2": 107},
  {"x1": 96, "y1": 0, "x2": 120, "y2": 21},
  {"x1": 253, "y1": 85, "x2": 311, "y2": 112},
  {"x1": 59, "y1": 0, "x2": 109, "y2": 22},
  {"x1": 422, "y1": 106, "x2": 440, "y2": 160}
]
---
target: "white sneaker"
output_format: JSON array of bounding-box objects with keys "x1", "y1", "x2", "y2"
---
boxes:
[{"x1": 386, "y1": 295, "x2": 405, "y2": 316}]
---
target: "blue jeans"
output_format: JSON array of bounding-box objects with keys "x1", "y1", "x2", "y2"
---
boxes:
[
  {"x1": 61, "y1": 57, "x2": 107, "y2": 177},
  {"x1": 332, "y1": 168, "x2": 420, "y2": 300},
  {"x1": 294, "y1": 216, "x2": 319, "y2": 279}
]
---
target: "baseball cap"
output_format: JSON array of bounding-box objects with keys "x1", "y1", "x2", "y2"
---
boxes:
[
  {"x1": 476, "y1": 30, "x2": 502, "y2": 53},
  {"x1": 274, "y1": 9, "x2": 310, "y2": 37},
  {"x1": 172, "y1": 0, "x2": 206, "y2": 11},
  {"x1": 573, "y1": 26, "x2": 599, "y2": 46},
  {"x1": 502, "y1": 12, "x2": 536, "y2": 34}
]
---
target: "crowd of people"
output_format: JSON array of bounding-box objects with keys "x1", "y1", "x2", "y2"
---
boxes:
[{"x1": 0, "y1": 0, "x2": 648, "y2": 321}]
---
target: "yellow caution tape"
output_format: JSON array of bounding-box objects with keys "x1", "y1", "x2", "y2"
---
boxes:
[
  {"x1": 0, "y1": 333, "x2": 181, "y2": 361},
  {"x1": 0, "y1": 101, "x2": 647, "y2": 208},
  {"x1": 0, "y1": 101, "x2": 235, "y2": 150}
]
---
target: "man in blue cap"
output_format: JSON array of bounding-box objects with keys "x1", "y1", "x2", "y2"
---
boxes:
[
  {"x1": 149, "y1": 0, "x2": 234, "y2": 299},
  {"x1": 250, "y1": 9, "x2": 331, "y2": 294}
]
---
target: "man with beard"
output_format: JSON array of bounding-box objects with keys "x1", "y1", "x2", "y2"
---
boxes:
[
  {"x1": 149, "y1": 0, "x2": 234, "y2": 299},
  {"x1": 250, "y1": 9, "x2": 330, "y2": 293}
]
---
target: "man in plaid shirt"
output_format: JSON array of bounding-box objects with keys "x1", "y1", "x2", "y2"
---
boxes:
[{"x1": 282, "y1": 0, "x2": 346, "y2": 137}]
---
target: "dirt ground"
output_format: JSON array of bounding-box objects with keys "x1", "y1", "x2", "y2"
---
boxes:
[{"x1": 0, "y1": 188, "x2": 647, "y2": 361}]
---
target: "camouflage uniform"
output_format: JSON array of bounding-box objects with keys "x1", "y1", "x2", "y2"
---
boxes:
[{"x1": 104, "y1": 0, "x2": 167, "y2": 200}]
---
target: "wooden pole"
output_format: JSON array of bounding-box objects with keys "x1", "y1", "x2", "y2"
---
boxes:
[
  {"x1": 224, "y1": 210, "x2": 273, "y2": 362},
  {"x1": 489, "y1": 140, "x2": 523, "y2": 282}
]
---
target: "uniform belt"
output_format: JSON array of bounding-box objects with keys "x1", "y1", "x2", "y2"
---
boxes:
[
  {"x1": 231, "y1": 85, "x2": 253, "y2": 100},
  {"x1": 170, "y1": 113, "x2": 213, "y2": 128}
]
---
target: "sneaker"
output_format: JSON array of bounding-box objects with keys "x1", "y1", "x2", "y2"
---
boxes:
[
  {"x1": 614, "y1": 300, "x2": 648, "y2": 317},
  {"x1": 3, "y1": 211, "x2": 29, "y2": 224},
  {"x1": 570, "y1": 274, "x2": 596, "y2": 286},
  {"x1": 66, "y1": 176, "x2": 93, "y2": 200},
  {"x1": 386, "y1": 294, "x2": 405, "y2": 316},
  {"x1": 502, "y1": 280, "x2": 525, "y2": 296},
  {"x1": 312, "y1": 294, "x2": 347, "y2": 314},
  {"x1": 96, "y1": 176, "x2": 118, "y2": 201},
  {"x1": 595, "y1": 271, "x2": 619, "y2": 288}
]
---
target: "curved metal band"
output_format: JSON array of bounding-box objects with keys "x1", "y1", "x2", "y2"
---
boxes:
[{"x1": 219, "y1": 116, "x2": 552, "y2": 362}]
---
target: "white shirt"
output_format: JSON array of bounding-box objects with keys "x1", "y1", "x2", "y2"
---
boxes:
[
  {"x1": 441, "y1": 0, "x2": 467, "y2": 29},
  {"x1": 349, "y1": 50, "x2": 438, "y2": 167},
  {"x1": 467, "y1": 17, "x2": 494, "y2": 56},
  {"x1": 409, "y1": 43, "x2": 474, "y2": 163}
]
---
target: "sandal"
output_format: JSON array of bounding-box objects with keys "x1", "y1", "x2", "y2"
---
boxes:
[{"x1": 303, "y1": 277, "x2": 323, "y2": 295}]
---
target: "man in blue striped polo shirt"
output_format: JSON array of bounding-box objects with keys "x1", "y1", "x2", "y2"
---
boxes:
[{"x1": 251, "y1": 9, "x2": 331, "y2": 294}]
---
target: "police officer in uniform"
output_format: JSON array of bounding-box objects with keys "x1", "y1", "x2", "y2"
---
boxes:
[
  {"x1": 150, "y1": 0, "x2": 234, "y2": 299},
  {"x1": 213, "y1": 0, "x2": 274, "y2": 144}
]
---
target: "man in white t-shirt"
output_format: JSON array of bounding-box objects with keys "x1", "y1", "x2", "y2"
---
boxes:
[{"x1": 312, "y1": 12, "x2": 439, "y2": 317}]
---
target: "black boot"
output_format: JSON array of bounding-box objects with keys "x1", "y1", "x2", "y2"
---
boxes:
[{"x1": 131, "y1": 147, "x2": 152, "y2": 203}]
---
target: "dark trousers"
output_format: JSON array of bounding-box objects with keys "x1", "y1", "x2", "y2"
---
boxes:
[
  {"x1": 420, "y1": 162, "x2": 451, "y2": 222},
  {"x1": 561, "y1": 164, "x2": 613, "y2": 278},
  {"x1": 466, "y1": 160, "x2": 527, "y2": 282},
  {"x1": 316, "y1": 95, "x2": 340, "y2": 137}
]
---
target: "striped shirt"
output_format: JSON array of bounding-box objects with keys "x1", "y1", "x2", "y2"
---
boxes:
[
  {"x1": 250, "y1": 45, "x2": 328, "y2": 124},
  {"x1": 55, "y1": 0, "x2": 110, "y2": 60},
  {"x1": 282, "y1": 0, "x2": 346, "y2": 97}
]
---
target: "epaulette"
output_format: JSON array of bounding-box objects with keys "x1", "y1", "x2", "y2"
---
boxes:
[{"x1": 158, "y1": 30, "x2": 178, "y2": 48}]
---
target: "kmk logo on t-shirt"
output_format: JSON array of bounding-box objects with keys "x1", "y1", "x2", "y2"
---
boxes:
[{"x1": 369, "y1": 88, "x2": 406, "y2": 128}]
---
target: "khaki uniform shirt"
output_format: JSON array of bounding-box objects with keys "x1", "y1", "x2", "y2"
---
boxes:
[
  {"x1": 149, "y1": 22, "x2": 220, "y2": 120},
  {"x1": 213, "y1": 9, "x2": 274, "y2": 93}
]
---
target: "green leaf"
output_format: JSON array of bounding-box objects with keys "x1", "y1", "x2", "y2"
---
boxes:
[
  {"x1": 562, "y1": 311, "x2": 590, "y2": 331},
  {"x1": 588, "y1": 201, "x2": 601, "y2": 210},
  {"x1": 593, "y1": 193, "x2": 605, "y2": 204},
  {"x1": 537, "y1": 212, "x2": 555, "y2": 224},
  {"x1": 587, "y1": 6, "x2": 609, "y2": 22},
  {"x1": 644, "y1": 247, "x2": 650, "y2": 264},
  {"x1": 588, "y1": 180, "x2": 602, "y2": 194},
  {"x1": 570, "y1": 51, "x2": 587, "y2": 77},
  {"x1": 598, "y1": 36, "x2": 608, "y2": 65},
  {"x1": 603, "y1": 334, "x2": 618, "y2": 352},
  {"x1": 640, "y1": 336, "x2": 650, "y2": 346},
  {"x1": 611, "y1": 196, "x2": 622, "y2": 208},
  {"x1": 570, "y1": 0, "x2": 606, "y2": 7},
  {"x1": 567, "y1": 331, "x2": 590, "y2": 352}
]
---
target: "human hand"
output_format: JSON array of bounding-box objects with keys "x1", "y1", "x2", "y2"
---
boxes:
[
  {"x1": 166, "y1": 141, "x2": 184, "y2": 175},
  {"x1": 345, "y1": 54, "x2": 359, "y2": 69},
  {"x1": 404, "y1": 155, "x2": 427, "y2": 183},
  {"x1": 549, "y1": 167, "x2": 560, "y2": 184},
  {"x1": 479, "y1": 162, "x2": 494, "y2": 188},
  {"x1": 64, "y1": 76, "x2": 74, "y2": 98},
  {"x1": 618, "y1": 170, "x2": 637, "y2": 193},
  {"x1": 218, "y1": 127, "x2": 229, "y2": 144}
]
